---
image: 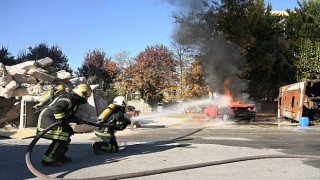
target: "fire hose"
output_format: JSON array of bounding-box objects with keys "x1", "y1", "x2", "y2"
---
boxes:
[
  {"x1": 25, "y1": 118, "x2": 114, "y2": 180},
  {"x1": 26, "y1": 121, "x2": 320, "y2": 180}
]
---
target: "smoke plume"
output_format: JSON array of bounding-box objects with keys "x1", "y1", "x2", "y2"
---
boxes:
[{"x1": 167, "y1": 0, "x2": 248, "y2": 102}]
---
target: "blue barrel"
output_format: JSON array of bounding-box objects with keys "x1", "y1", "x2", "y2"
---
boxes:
[{"x1": 299, "y1": 117, "x2": 309, "y2": 127}]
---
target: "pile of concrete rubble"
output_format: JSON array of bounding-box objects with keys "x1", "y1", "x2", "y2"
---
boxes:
[
  {"x1": 0, "y1": 57, "x2": 105, "y2": 133},
  {"x1": 0, "y1": 57, "x2": 74, "y2": 98}
]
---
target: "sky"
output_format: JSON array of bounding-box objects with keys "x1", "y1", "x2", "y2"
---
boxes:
[{"x1": 1, "y1": 0, "x2": 299, "y2": 70}]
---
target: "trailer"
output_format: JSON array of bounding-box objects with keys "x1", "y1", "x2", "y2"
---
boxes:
[{"x1": 278, "y1": 79, "x2": 320, "y2": 122}]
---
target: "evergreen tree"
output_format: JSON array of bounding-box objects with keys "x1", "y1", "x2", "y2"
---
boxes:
[
  {"x1": 0, "y1": 46, "x2": 16, "y2": 66},
  {"x1": 16, "y1": 42, "x2": 73, "y2": 73}
]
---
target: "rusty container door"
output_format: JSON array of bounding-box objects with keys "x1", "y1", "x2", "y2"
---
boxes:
[{"x1": 278, "y1": 82, "x2": 305, "y2": 121}]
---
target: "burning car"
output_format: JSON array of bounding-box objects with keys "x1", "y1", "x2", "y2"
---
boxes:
[
  {"x1": 203, "y1": 78, "x2": 257, "y2": 121},
  {"x1": 204, "y1": 102, "x2": 256, "y2": 121},
  {"x1": 228, "y1": 102, "x2": 256, "y2": 121}
]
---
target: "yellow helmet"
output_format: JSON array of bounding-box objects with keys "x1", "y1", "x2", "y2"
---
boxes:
[
  {"x1": 72, "y1": 84, "x2": 92, "y2": 99},
  {"x1": 56, "y1": 85, "x2": 65, "y2": 92}
]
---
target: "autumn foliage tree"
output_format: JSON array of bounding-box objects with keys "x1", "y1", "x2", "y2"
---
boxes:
[
  {"x1": 127, "y1": 44, "x2": 176, "y2": 109},
  {"x1": 170, "y1": 38, "x2": 196, "y2": 100},
  {"x1": 183, "y1": 59, "x2": 209, "y2": 99},
  {"x1": 112, "y1": 51, "x2": 134, "y2": 96},
  {"x1": 76, "y1": 49, "x2": 119, "y2": 91}
]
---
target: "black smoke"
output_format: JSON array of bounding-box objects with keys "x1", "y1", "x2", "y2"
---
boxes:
[{"x1": 166, "y1": 0, "x2": 248, "y2": 102}]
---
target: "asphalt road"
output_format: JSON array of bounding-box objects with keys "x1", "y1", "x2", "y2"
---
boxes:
[{"x1": 1, "y1": 114, "x2": 320, "y2": 180}]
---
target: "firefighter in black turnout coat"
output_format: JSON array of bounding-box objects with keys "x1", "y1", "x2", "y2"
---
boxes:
[
  {"x1": 37, "y1": 84, "x2": 92, "y2": 166},
  {"x1": 92, "y1": 96, "x2": 131, "y2": 154}
]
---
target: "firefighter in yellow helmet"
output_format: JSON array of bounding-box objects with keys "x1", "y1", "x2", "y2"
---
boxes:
[
  {"x1": 37, "y1": 84, "x2": 92, "y2": 166},
  {"x1": 92, "y1": 96, "x2": 131, "y2": 154}
]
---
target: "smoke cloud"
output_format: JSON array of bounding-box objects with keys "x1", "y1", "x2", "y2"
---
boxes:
[{"x1": 166, "y1": 0, "x2": 249, "y2": 102}]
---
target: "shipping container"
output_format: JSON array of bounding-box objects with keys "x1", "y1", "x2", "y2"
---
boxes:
[{"x1": 278, "y1": 79, "x2": 320, "y2": 122}]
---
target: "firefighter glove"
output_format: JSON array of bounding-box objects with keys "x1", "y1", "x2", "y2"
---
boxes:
[
  {"x1": 97, "y1": 120, "x2": 104, "y2": 129},
  {"x1": 32, "y1": 104, "x2": 42, "y2": 112},
  {"x1": 115, "y1": 117, "x2": 130, "y2": 130},
  {"x1": 125, "y1": 117, "x2": 131, "y2": 126}
]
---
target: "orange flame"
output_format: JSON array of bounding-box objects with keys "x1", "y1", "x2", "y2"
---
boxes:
[
  {"x1": 223, "y1": 79, "x2": 232, "y2": 99},
  {"x1": 223, "y1": 78, "x2": 241, "y2": 106}
]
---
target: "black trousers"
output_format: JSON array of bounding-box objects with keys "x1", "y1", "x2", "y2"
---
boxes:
[
  {"x1": 96, "y1": 135, "x2": 119, "y2": 152},
  {"x1": 43, "y1": 139, "x2": 70, "y2": 163}
]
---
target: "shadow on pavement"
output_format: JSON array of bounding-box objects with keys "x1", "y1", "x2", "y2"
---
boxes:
[{"x1": 0, "y1": 128, "x2": 198, "y2": 180}]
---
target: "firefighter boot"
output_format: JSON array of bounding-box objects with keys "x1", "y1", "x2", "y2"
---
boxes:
[
  {"x1": 42, "y1": 160, "x2": 63, "y2": 167},
  {"x1": 92, "y1": 142, "x2": 103, "y2": 155},
  {"x1": 57, "y1": 154, "x2": 72, "y2": 163}
]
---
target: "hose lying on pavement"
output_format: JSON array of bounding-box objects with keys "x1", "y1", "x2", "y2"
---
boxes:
[
  {"x1": 86, "y1": 154, "x2": 320, "y2": 180},
  {"x1": 26, "y1": 122, "x2": 320, "y2": 180},
  {"x1": 25, "y1": 118, "x2": 114, "y2": 180}
]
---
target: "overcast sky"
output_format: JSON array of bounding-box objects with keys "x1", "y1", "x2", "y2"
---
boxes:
[{"x1": 1, "y1": 0, "x2": 298, "y2": 70}]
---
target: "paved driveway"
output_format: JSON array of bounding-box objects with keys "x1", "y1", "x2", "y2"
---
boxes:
[{"x1": 1, "y1": 113, "x2": 320, "y2": 180}]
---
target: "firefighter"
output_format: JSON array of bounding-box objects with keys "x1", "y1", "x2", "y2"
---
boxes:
[
  {"x1": 32, "y1": 84, "x2": 66, "y2": 112},
  {"x1": 37, "y1": 84, "x2": 92, "y2": 166},
  {"x1": 92, "y1": 96, "x2": 131, "y2": 154}
]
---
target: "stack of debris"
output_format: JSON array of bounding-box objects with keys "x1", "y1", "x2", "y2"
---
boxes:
[
  {"x1": 0, "y1": 57, "x2": 72, "y2": 99},
  {"x1": 0, "y1": 57, "x2": 107, "y2": 133}
]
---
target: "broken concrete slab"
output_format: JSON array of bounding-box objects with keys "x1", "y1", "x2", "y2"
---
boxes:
[
  {"x1": 0, "y1": 63, "x2": 6, "y2": 76},
  {"x1": 0, "y1": 75, "x2": 12, "y2": 86},
  {"x1": 0, "y1": 102, "x2": 20, "y2": 125},
  {"x1": 0, "y1": 86, "x2": 13, "y2": 99},
  {"x1": 53, "y1": 70, "x2": 71, "y2": 80},
  {"x1": 12, "y1": 87, "x2": 29, "y2": 97},
  {"x1": 36, "y1": 57, "x2": 53, "y2": 68},
  {"x1": 0, "y1": 58, "x2": 104, "y2": 134},
  {"x1": 5, "y1": 80, "x2": 19, "y2": 91},
  {"x1": 70, "y1": 77, "x2": 87, "y2": 85},
  {"x1": 12, "y1": 74, "x2": 37, "y2": 84},
  {"x1": 44, "y1": 66, "x2": 56, "y2": 74},
  {"x1": 11, "y1": 60, "x2": 37, "y2": 71},
  {"x1": 27, "y1": 68, "x2": 56, "y2": 83},
  {"x1": 26, "y1": 84, "x2": 45, "y2": 95},
  {"x1": 5, "y1": 66, "x2": 27, "y2": 76}
]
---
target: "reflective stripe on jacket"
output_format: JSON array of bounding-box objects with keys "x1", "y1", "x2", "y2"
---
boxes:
[{"x1": 37, "y1": 93, "x2": 79, "y2": 141}]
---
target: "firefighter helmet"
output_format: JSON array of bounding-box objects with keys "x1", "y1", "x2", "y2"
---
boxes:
[
  {"x1": 72, "y1": 84, "x2": 92, "y2": 99},
  {"x1": 56, "y1": 85, "x2": 65, "y2": 92},
  {"x1": 113, "y1": 96, "x2": 127, "y2": 107}
]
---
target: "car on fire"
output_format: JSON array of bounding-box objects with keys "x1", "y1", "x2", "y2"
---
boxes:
[
  {"x1": 204, "y1": 102, "x2": 256, "y2": 121},
  {"x1": 228, "y1": 103, "x2": 256, "y2": 121}
]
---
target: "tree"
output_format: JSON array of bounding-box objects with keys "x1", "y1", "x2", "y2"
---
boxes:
[
  {"x1": 170, "y1": 38, "x2": 196, "y2": 100},
  {"x1": 112, "y1": 51, "x2": 134, "y2": 96},
  {"x1": 16, "y1": 42, "x2": 73, "y2": 73},
  {"x1": 215, "y1": 0, "x2": 257, "y2": 55},
  {"x1": 171, "y1": 0, "x2": 300, "y2": 101},
  {"x1": 0, "y1": 46, "x2": 16, "y2": 66},
  {"x1": 240, "y1": 1, "x2": 299, "y2": 100},
  {"x1": 172, "y1": 0, "x2": 251, "y2": 100},
  {"x1": 183, "y1": 59, "x2": 209, "y2": 99},
  {"x1": 76, "y1": 49, "x2": 119, "y2": 91},
  {"x1": 128, "y1": 44, "x2": 176, "y2": 109},
  {"x1": 294, "y1": 0, "x2": 320, "y2": 40},
  {"x1": 286, "y1": 0, "x2": 320, "y2": 81},
  {"x1": 296, "y1": 38, "x2": 320, "y2": 80}
]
